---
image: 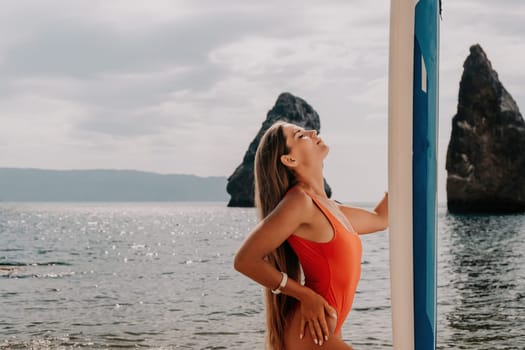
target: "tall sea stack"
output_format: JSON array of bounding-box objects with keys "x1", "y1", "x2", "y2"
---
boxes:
[
  {"x1": 446, "y1": 44, "x2": 525, "y2": 214},
  {"x1": 227, "y1": 92, "x2": 332, "y2": 207}
]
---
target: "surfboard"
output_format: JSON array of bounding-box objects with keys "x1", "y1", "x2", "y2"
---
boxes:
[{"x1": 387, "y1": 0, "x2": 439, "y2": 349}]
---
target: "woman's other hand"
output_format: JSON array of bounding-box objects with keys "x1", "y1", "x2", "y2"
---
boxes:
[{"x1": 298, "y1": 288, "x2": 337, "y2": 346}]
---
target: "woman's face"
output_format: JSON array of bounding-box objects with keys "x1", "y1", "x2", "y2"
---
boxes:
[{"x1": 281, "y1": 123, "x2": 329, "y2": 167}]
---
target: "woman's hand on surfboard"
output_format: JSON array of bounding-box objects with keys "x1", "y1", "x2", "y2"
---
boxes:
[{"x1": 298, "y1": 288, "x2": 337, "y2": 346}]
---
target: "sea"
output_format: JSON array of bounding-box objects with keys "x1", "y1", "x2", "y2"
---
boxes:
[{"x1": 0, "y1": 202, "x2": 524, "y2": 350}]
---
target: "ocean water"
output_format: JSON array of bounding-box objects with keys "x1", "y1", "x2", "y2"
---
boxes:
[{"x1": 0, "y1": 202, "x2": 524, "y2": 350}]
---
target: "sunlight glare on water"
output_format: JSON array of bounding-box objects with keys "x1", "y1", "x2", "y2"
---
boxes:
[{"x1": 0, "y1": 203, "x2": 524, "y2": 349}]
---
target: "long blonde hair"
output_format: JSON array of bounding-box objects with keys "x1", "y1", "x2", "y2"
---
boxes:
[{"x1": 254, "y1": 121, "x2": 301, "y2": 350}]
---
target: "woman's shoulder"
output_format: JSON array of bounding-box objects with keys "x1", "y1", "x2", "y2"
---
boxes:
[
  {"x1": 260, "y1": 186, "x2": 314, "y2": 230},
  {"x1": 280, "y1": 185, "x2": 314, "y2": 211}
]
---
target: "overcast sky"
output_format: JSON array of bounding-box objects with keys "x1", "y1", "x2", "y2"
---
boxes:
[{"x1": 1, "y1": 0, "x2": 523, "y2": 202}]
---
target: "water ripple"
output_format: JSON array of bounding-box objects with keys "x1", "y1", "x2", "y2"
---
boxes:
[{"x1": 1, "y1": 204, "x2": 524, "y2": 349}]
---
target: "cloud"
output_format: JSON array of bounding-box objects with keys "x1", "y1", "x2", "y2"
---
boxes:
[
  {"x1": 0, "y1": 0, "x2": 523, "y2": 201},
  {"x1": 5, "y1": 18, "x2": 236, "y2": 78}
]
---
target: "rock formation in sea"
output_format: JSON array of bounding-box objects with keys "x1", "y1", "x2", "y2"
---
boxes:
[
  {"x1": 446, "y1": 44, "x2": 525, "y2": 214},
  {"x1": 227, "y1": 92, "x2": 332, "y2": 207}
]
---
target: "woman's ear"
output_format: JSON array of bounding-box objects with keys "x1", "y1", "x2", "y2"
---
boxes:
[{"x1": 280, "y1": 154, "x2": 298, "y2": 168}]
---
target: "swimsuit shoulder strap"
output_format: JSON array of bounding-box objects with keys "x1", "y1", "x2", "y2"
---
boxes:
[
  {"x1": 299, "y1": 188, "x2": 356, "y2": 234},
  {"x1": 300, "y1": 189, "x2": 340, "y2": 228}
]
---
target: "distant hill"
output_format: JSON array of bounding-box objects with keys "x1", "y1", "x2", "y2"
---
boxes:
[{"x1": 0, "y1": 168, "x2": 229, "y2": 202}]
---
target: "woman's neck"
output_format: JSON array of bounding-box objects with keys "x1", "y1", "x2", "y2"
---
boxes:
[{"x1": 294, "y1": 169, "x2": 327, "y2": 198}]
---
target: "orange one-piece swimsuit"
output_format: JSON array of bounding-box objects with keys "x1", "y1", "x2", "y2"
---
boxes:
[{"x1": 286, "y1": 188, "x2": 362, "y2": 336}]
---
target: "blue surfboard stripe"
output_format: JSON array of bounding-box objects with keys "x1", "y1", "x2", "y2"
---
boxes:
[{"x1": 413, "y1": 0, "x2": 439, "y2": 349}]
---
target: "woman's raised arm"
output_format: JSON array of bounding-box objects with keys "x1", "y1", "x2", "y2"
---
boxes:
[{"x1": 338, "y1": 192, "x2": 388, "y2": 235}]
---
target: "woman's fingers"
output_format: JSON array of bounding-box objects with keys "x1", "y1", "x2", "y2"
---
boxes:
[
  {"x1": 307, "y1": 321, "x2": 318, "y2": 345},
  {"x1": 298, "y1": 290, "x2": 337, "y2": 345},
  {"x1": 303, "y1": 315, "x2": 332, "y2": 345},
  {"x1": 319, "y1": 314, "x2": 329, "y2": 342},
  {"x1": 313, "y1": 319, "x2": 324, "y2": 346}
]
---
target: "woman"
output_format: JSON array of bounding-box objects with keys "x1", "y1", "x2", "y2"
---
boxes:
[{"x1": 234, "y1": 121, "x2": 388, "y2": 350}]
